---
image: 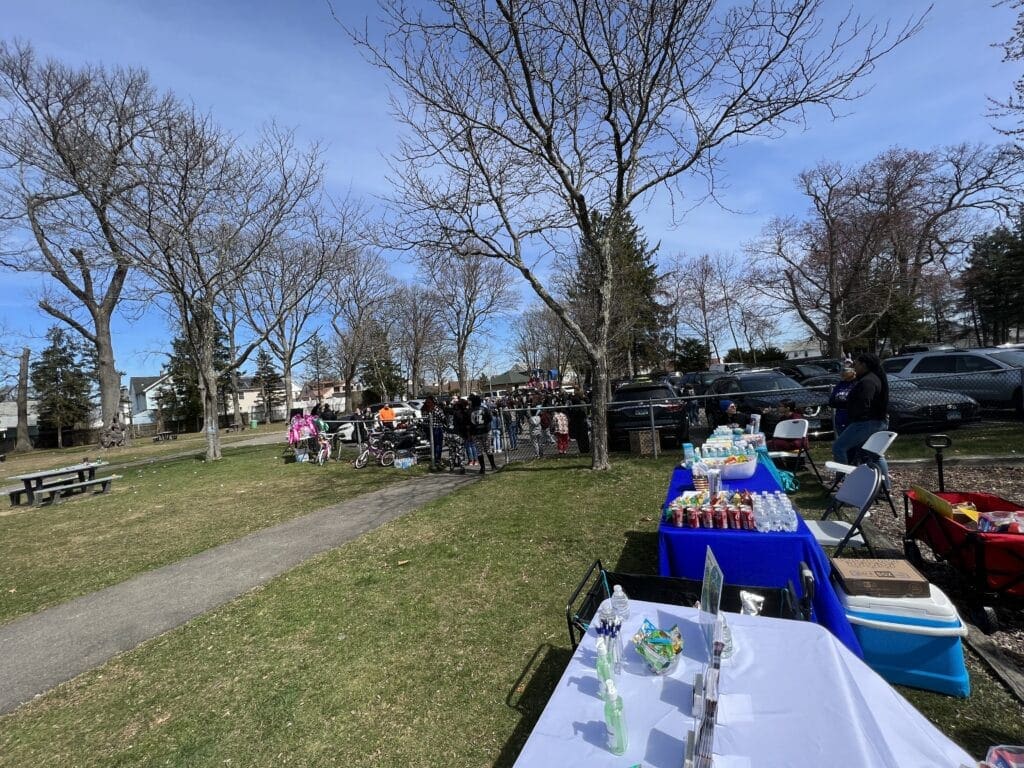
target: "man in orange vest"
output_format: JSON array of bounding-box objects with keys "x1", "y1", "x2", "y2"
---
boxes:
[{"x1": 378, "y1": 404, "x2": 396, "y2": 427}]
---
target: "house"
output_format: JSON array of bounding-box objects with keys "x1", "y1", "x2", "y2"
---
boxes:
[
  {"x1": 128, "y1": 373, "x2": 304, "y2": 425},
  {"x1": 781, "y1": 336, "x2": 825, "y2": 360}
]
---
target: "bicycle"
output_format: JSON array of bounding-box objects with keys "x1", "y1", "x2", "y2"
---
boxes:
[
  {"x1": 353, "y1": 430, "x2": 396, "y2": 468},
  {"x1": 315, "y1": 434, "x2": 332, "y2": 466}
]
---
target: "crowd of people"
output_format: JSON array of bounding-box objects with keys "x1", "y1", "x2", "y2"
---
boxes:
[{"x1": 287, "y1": 389, "x2": 593, "y2": 473}]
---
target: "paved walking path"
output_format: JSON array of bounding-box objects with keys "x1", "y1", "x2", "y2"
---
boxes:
[{"x1": 0, "y1": 471, "x2": 476, "y2": 714}]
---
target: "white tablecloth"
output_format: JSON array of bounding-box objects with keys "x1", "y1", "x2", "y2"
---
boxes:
[{"x1": 513, "y1": 600, "x2": 974, "y2": 768}]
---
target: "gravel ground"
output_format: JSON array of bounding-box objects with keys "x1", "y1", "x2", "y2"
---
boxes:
[{"x1": 868, "y1": 463, "x2": 1024, "y2": 675}]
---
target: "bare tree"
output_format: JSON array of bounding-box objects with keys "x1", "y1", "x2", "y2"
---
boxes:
[
  {"x1": 15, "y1": 347, "x2": 31, "y2": 451},
  {"x1": 0, "y1": 41, "x2": 177, "y2": 426},
  {"x1": 329, "y1": 248, "x2": 394, "y2": 409},
  {"x1": 132, "y1": 111, "x2": 323, "y2": 460},
  {"x1": 515, "y1": 303, "x2": 578, "y2": 383},
  {"x1": 665, "y1": 253, "x2": 728, "y2": 363},
  {"x1": 391, "y1": 282, "x2": 444, "y2": 396},
  {"x1": 423, "y1": 248, "x2": 515, "y2": 393},
  {"x1": 349, "y1": 0, "x2": 918, "y2": 468},
  {"x1": 240, "y1": 210, "x2": 355, "y2": 415},
  {"x1": 751, "y1": 146, "x2": 1020, "y2": 355}
]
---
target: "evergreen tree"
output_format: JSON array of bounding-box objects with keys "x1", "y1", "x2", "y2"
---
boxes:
[
  {"x1": 566, "y1": 209, "x2": 667, "y2": 378},
  {"x1": 30, "y1": 327, "x2": 94, "y2": 448},
  {"x1": 157, "y1": 330, "x2": 233, "y2": 431},
  {"x1": 251, "y1": 348, "x2": 285, "y2": 423},
  {"x1": 961, "y1": 225, "x2": 1024, "y2": 345},
  {"x1": 358, "y1": 357, "x2": 405, "y2": 402},
  {"x1": 673, "y1": 339, "x2": 711, "y2": 372}
]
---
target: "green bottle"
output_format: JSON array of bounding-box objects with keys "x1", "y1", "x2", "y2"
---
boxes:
[{"x1": 604, "y1": 679, "x2": 627, "y2": 755}]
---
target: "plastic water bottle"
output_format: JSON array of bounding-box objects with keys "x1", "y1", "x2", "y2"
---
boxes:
[
  {"x1": 604, "y1": 679, "x2": 628, "y2": 755},
  {"x1": 611, "y1": 584, "x2": 630, "y2": 620}
]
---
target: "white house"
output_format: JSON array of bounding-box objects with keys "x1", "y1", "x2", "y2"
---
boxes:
[
  {"x1": 128, "y1": 374, "x2": 305, "y2": 424},
  {"x1": 781, "y1": 336, "x2": 824, "y2": 360}
]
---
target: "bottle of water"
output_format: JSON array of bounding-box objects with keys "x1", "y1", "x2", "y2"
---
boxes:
[{"x1": 611, "y1": 584, "x2": 630, "y2": 620}]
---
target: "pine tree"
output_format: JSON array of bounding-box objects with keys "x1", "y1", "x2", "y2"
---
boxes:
[
  {"x1": 251, "y1": 348, "x2": 285, "y2": 423},
  {"x1": 30, "y1": 327, "x2": 94, "y2": 448},
  {"x1": 157, "y1": 329, "x2": 233, "y2": 431},
  {"x1": 566, "y1": 209, "x2": 668, "y2": 378}
]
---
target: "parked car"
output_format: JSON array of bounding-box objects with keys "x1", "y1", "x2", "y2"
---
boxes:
[
  {"x1": 774, "y1": 363, "x2": 829, "y2": 382},
  {"x1": 703, "y1": 371, "x2": 833, "y2": 437},
  {"x1": 881, "y1": 348, "x2": 1024, "y2": 411},
  {"x1": 366, "y1": 401, "x2": 421, "y2": 420},
  {"x1": 606, "y1": 382, "x2": 689, "y2": 449},
  {"x1": 324, "y1": 416, "x2": 369, "y2": 443},
  {"x1": 679, "y1": 370, "x2": 727, "y2": 395},
  {"x1": 802, "y1": 374, "x2": 981, "y2": 431}
]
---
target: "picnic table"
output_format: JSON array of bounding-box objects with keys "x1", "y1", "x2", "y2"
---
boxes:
[
  {"x1": 8, "y1": 461, "x2": 115, "y2": 507},
  {"x1": 152, "y1": 431, "x2": 178, "y2": 442}
]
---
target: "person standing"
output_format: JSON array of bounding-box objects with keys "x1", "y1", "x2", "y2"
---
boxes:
[
  {"x1": 828, "y1": 364, "x2": 858, "y2": 436},
  {"x1": 529, "y1": 408, "x2": 545, "y2": 458},
  {"x1": 831, "y1": 353, "x2": 890, "y2": 482},
  {"x1": 552, "y1": 407, "x2": 570, "y2": 454},
  {"x1": 467, "y1": 394, "x2": 497, "y2": 474},
  {"x1": 489, "y1": 403, "x2": 504, "y2": 454},
  {"x1": 568, "y1": 394, "x2": 590, "y2": 454}
]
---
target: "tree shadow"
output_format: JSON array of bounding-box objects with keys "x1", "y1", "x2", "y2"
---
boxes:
[
  {"x1": 615, "y1": 529, "x2": 660, "y2": 574},
  {"x1": 493, "y1": 642, "x2": 573, "y2": 768}
]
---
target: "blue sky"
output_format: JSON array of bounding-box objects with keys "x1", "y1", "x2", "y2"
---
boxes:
[{"x1": 2, "y1": 0, "x2": 1020, "y2": 380}]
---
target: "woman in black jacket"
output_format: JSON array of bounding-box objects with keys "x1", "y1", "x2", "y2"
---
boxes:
[{"x1": 831, "y1": 353, "x2": 890, "y2": 478}]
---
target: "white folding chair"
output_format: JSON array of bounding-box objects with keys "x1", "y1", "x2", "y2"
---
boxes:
[
  {"x1": 825, "y1": 430, "x2": 898, "y2": 516},
  {"x1": 767, "y1": 418, "x2": 823, "y2": 484},
  {"x1": 804, "y1": 464, "x2": 883, "y2": 557}
]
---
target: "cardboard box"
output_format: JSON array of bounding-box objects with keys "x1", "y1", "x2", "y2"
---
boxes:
[{"x1": 831, "y1": 558, "x2": 930, "y2": 598}]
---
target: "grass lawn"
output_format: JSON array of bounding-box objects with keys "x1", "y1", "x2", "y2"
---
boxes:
[
  {"x1": 0, "y1": 424, "x2": 287, "y2": 476},
  {"x1": 804, "y1": 419, "x2": 1024, "y2": 463},
  {"x1": 0, "y1": 455, "x2": 1020, "y2": 766},
  {"x1": 0, "y1": 443, "x2": 423, "y2": 625}
]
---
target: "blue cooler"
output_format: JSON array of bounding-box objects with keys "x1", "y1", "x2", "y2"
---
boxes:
[{"x1": 838, "y1": 583, "x2": 970, "y2": 697}]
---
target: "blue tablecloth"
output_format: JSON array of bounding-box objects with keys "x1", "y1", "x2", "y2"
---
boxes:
[{"x1": 658, "y1": 466, "x2": 863, "y2": 657}]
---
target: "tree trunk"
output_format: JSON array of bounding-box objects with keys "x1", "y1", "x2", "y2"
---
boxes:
[
  {"x1": 589, "y1": 354, "x2": 611, "y2": 470},
  {"x1": 56, "y1": 419, "x2": 63, "y2": 449},
  {"x1": 198, "y1": 344, "x2": 222, "y2": 460},
  {"x1": 15, "y1": 348, "x2": 32, "y2": 452},
  {"x1": 230, "y1": 368, "x2": 243, "y2": 426},
  {"x1": 94, "y1": 314, "x2": 121, "y2": 427},
  {"x1": 284, "y1": 367, "x2": 294, "y2": 415}
]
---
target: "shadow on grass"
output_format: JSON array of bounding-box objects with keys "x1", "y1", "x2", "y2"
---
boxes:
[
  {"x1": 495, "y1": 642, "x2": 573, "y2": 768},
  {"x1": 616, "y1": 529, "x2": 660, "y2": 575}
]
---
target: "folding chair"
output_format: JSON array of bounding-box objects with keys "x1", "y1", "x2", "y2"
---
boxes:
[
  {"x1": 804, "y1": 464, "x2": 883, "y2": 557},
  {"x1": 824, "y1": 430, "x2": 898, "y2": 516},
  {"x1": 767, "y1": 419, "x2": 823, "y2": 484}
]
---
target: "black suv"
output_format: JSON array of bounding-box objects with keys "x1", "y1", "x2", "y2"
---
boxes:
[
  {"x1": 703, "y1": 371, "x2": 833, "y2": 437},
  {"x1": 606, "y1": 383, "x2": 690, "y2": 448}
]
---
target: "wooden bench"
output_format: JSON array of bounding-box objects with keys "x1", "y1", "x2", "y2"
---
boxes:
[
  {"x1": 34, "y1": 475, "x2": 122, "y2": 506},
  {"x1": 152, "y1": 432, "x2": 177, "y2": 442},
  {"x1": 225, "y1": 423, "x2": 243, "y2": 433}
]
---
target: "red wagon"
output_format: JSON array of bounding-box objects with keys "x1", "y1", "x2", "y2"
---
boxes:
[{"x1": 904, "y1": 488, "x2": 1024, "y2": 632}]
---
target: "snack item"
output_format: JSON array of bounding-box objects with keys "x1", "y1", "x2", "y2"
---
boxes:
[{"x1": 632, "y1": 618, "x2": 683, "y2": 675}]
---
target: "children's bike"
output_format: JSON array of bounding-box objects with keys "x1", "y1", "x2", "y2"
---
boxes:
[{"x1": 353, "y1": 431, "x2": 396, "y2": 468}]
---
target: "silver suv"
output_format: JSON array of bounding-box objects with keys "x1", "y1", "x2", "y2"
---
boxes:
[{"x1": 881, "y1": 349, "x2": 1024, "y2": 410}]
